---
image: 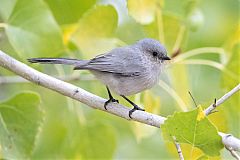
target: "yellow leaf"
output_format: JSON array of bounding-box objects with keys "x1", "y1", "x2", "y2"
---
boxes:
[
  {"x1": 197, "y1": 106, "x2": 205, "y2": 121},
  {"x1": 62, "y1": 24, "x2": 78, "y2": 45}
]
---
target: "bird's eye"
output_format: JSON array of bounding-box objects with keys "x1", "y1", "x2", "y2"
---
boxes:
[{"x1": 152, "y1": 51, "x2": 158, "y2": 57}]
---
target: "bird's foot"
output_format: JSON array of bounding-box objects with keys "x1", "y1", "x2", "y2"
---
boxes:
[
  {"x1": 104, "y1": 98, "x2": 119, "y2": 110},
  {"x1": 129, "y1": 105, "x2": 145, "y2": 119}
]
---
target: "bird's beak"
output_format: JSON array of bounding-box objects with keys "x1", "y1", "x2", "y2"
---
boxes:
[{"x1": 162, "y1": 56, "x2": 171, "y2": 60}]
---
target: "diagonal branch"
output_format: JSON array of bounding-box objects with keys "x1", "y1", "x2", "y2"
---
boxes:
[
  {"x1": 204, "y1": 84, "x2": 240, "y2": 158},
  {"x1": 0, "y1": 50, "x2": 239, "y2": 155},
  {"x1": 204, "y1": 84, "x2": 240, "y2": 116},
  {"x1": 0, "y1": 74, "x2": 95, "y2": 84},
  {"x1": 225, "y1": 145, "x2": 240, "y2": 159}
]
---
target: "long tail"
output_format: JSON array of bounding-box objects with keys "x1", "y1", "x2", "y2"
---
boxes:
[{"x1": 28, "y1": 58, "x2": 88, "y2": 66}]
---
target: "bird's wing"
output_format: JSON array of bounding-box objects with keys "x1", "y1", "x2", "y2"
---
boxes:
[{"x1": 74, "y1": 47, "x2": 146, "y2": 76}]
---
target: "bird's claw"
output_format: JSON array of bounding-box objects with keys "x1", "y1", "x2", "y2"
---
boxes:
[
  {"x1": 104, "y1": 98, "x2": 119, "y2": 110},
  {"x1": 129, "y1": 105, "x2": 145, "y2": 118}
]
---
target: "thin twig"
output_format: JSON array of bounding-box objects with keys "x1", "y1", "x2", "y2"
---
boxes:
[
  {"x1": 173, "y1": 136, "x2": 184, "y2": 160},
  {"x1": 171, "y1": 48, "x2": 181, "y2": 58},
  {"x1": 225, "y1": 146, "x2": 240, "y2": 160},
  {"x1": 0, "y1": 50, "x2": 239, "y2": 157},
  {"x1": 188, "y1": 91, "x2": 197, "y2": 107},
  {"x1": 204, "y1": 84, "x2": 240, "y2": 115},
  {"x1": 172, "y1": 25, "x2": 185, "y2": 54},
  {"x1": 172, "y1": 47, "x2": 225, "y2": 63},
  {"x1": 158, "y1": 80, "x2": 187, "y2": 111},
  {"x1": 206, "y1": 98, "x2": 217, "y2": 115}
]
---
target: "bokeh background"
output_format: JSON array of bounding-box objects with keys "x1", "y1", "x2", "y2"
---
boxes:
[{"x1": 0, "y1": 0, "x2": 239, "y2": 159}]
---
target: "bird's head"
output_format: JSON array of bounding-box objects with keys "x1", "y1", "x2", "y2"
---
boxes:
[{"x1": 137, "y1": 38, "x2": 170, "y2": 63}]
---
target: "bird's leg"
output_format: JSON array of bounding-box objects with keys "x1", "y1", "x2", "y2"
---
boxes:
[
  {"x1": 121, "y1": 95, "x2": 145, "y2": 118},
  {"x1": 104, "y1": 86, "x2": 119, "y2": 110}
]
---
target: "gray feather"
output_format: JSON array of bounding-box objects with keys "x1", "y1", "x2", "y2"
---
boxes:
[
  {"x1": 28, "y1": 58, "x2": 89, "y2": 66},
  {"x1": 74, "y1": 47, "x2": 146, "y2": 76}
]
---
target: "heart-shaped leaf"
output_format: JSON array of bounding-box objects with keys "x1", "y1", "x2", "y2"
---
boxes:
[
  {"x1": 0, "y1": 92, "x2": 43, "y2": 159},
  {"x1": 162, "y1": 107, "x2": 224, "y2": 156},
  {"x1": 0, "y1": 0, "x2": 64, "y2": 58}
]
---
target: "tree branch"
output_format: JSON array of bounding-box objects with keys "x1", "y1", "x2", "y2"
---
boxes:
[
  {"x1": 225, "y1": 145, "x2": 240, "y2": 159},
  {"x1": 203, "y1": 83, "x2": 240, "y2": 159},
  {"x1": 0, "y1": 74, "x2": 95, "y2": 84},
  {"x1": 204, "y1": 84, "x2": 240, "y2": 115},
  {"x1": 0, "y1": 50, "x2": 239, "y2": 156}
]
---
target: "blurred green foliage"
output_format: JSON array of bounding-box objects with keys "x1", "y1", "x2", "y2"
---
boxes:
[{"x1": 0, "y1": 0, "x2": 239, "y2": 159}]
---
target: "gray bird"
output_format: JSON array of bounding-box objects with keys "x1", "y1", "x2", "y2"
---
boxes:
[{"x1": 28, "y1": 38, "x2": 170, "y2": 118}]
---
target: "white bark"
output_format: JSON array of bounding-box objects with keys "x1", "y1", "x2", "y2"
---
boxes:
[{"x1": 173, "y1": 136, "x2": 184, "y2": 160}]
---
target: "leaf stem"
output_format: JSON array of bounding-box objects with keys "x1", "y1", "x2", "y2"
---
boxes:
[
  {"x1": 175, "y1": 59, "x2": 238, "y2": 80},
  {"x1": 172, "y1": 47, "x2": 225, "y2": 63},
  {"x1": 156, "y1": 7, "x2": 165, "y2": 44},
  {"x1": 176, "y1": 59, "x2": 224, "y2": 70},
  {"x1": 158, "y1": 79, "x2": 187, "y2": 111},
  {"x1": 172, "y1": 25, "x2": 186, "y2": 53}
]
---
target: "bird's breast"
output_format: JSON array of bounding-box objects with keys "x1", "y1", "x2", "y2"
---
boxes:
[{"x1": 91, "y1": 63, "x2": 162, "y2": 96}]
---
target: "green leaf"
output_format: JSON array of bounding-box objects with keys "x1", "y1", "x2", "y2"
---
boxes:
[
  {"x1": 44, "y1": 0, "x2": 96, "y2": 25},
  {"x1": 161, "y1": 107, "x2": 224, "y2": 156},
  {"x1": 78, "y1": 122, "x2": 116, "y2": 159},
  {"x1": 0, "y1": 0, "x2": 64, "y2": 58},
  {"x1": 127, "y1": 0, "x2": 159, "y2": 24},
  {"x1": 0, "y1": 92, "x2": 43, "y2": 159},
  {"x1": 71, "y1": 5, "x2": 118, "y2": 57}
]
